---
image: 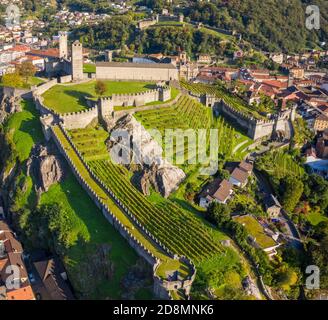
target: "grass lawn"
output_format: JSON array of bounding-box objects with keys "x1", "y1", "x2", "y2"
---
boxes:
[
  {"x1": 234, "y1": 215, "x2": 276, "y2": 249},
  {"x1": 42, "y1": 80, "x2": 156, "y2": 114},
  {"x1": 83, "y1": 63, "x2": 96, "y2": 73},
  {"x1": 3, "y1": 99, "x2": 150, "y2": 299},
  {"x1": 40, "y1": 173, "x2": 141, "y2": 299},
  {"x1": 233, "y1": 138, "x2": 254, "y2": 160},
  {"x1": 5, "y1": 99, "x2": 44, "y2": 162},
  {"x1": 28, "y1": 76, "x2": 46, "y2": 87}
]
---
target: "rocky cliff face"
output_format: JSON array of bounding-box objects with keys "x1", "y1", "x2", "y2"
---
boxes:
[
  {"x1": 0, "y1": 93, "x2": 22, "y2": 124},
  {"x1": 107, "y1": 114, "x2": 186, "y2": 198},
  {"x1": 27, "y1": 144, "x2": 64, "y2": 192}
]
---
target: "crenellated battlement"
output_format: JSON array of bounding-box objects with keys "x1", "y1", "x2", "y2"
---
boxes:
[{"x1": 218, "y1": 99, "x2": 293, "y2": 140}]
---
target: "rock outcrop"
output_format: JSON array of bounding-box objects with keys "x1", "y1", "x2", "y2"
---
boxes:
[
  {"x1": 27, "y1": 144, "x2": 64, "y2": 192},
  {"x1": 0, "y1": 93, "x2": 22, "y2": 124},
  {"x1": 140, "y1": 163, "x2": 186, "y2": 198},
  {"x1": 107, "y1": 114, "x2": 186, "y2": 198}
]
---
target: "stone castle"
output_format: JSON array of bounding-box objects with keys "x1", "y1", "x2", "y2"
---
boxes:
[
  {"x1": 137, "y1": 13, "x2": 184, "y2": 30},
  {"x1": 47, "y1": 32, "x2": 179, "y2": 82},
  {"x1": 33, "y1": 78, "x2": 172, "y2": 132},
  {"x1": 190, "y1": 91, "x2": 296, "y2": 140}
]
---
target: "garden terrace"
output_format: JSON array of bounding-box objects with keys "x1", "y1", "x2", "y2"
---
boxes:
[
  {"x1": 68, "y1": 128, "x2": 110, "y2": 161},
  {"x1": 67, "y1": 126, "x2": 225, "y2": 264},
  {"x1": 180, "y1": 81, "x2": 266, "y2": 120},
  {"x1": 134, "y1": 95, "x2": 249, "y2": 167},
  {"x1": 52, "y1": 125, "x2": 190, "y2": 279},
  {"x1": 87, "y1": 159, "x2": 224, "y2": 263},
  {"x1": 256, "y1": 150, "x2": 305, "y2": 182},
  {"x1": 42, "y1": 80, "x2": 157, "y2": 114}
]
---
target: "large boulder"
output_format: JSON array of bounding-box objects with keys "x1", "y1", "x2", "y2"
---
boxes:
[
  {"x1": 107, "y1": 114, "x2": 186, "y2": 198},
  {"x1": 27, "y1": 144, "x2": 64, "y2": 192},
  {"x1": 140, "y1": 162, "x2": 186, "y2": 198}
]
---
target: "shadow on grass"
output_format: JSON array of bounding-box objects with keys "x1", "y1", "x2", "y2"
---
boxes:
[
  {"x1": 144, "y1": 84, "x2": 157, "y2": 90},
  {"x1": 64, "y1": 90, "x2": 94, "y2": 109}
]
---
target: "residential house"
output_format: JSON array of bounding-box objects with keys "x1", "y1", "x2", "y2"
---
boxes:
[
  {"x1": 306, "y1": 155, "x2": 328, "y2": 179},
  {"x1": 290, "y1": 67, "x2": 305, "y2": 79},
  {"x1": 33, "y1": 257, "x2": 74, "y2": 300},
  {"x1": 199, "y1": 179, "x2": 233, "y2": 209},
  {"x1": 229, "y1": 161, "x2": 253, "y2": 188},
  {"x1": 197, "y1": 54, "x2": 212, "y2": 65},
  {"x1": 264, "y1": 194, "x2": 282, "y2": 218},
  {"x1": 316, "y1": 129, "x2": 328, "y2": 159}
]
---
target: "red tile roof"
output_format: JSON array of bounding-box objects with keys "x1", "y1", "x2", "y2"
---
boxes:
[
  {"x1": 231, "y1": 167, "x2": 249, "y2": 184},
  {"x1": 6, "y1": 285, "x2": 35, "y2": 300},
  {"x1": 262, "y1": 80, "x2": 288, "y2": 89},
  {"x1": 212, "y1": 180, "x2": 233, "y2": 202},
  {"x1": 28, "y1": 48, "x2": 59, "y2": 58},
  {"x1": 8, "y1": 45, "x2": 30, "y2": 53}
]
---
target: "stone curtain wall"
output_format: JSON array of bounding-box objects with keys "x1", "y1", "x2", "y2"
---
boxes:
[
  {"x1": 96, "y1": 65, "x2": 179, "y2": 82},
  {"x1": 34, "y1": 81, "x2": 172, "y2": 130},
  {"x1": 60, "y1": 108, "x2": 98, "y2": 130},
  {"x1": 98, "y1": 86, "x2": 171, "y2": 120},
  {"x1": 153, "y1": 256, "x2": 196, "y2": 299},
  {"x1": 220, "y1": 100, "x2": 293, "y2": 140},
  {"x1": 33, "y1": 79, "x2": 58, "y2": 96},
  {"x1": 51, "y1": 124, "x2": 159, "y2": 267},
  {"x1": 49, "y1": 124, "x2": 196, "y2": 299},
  {"x1": 59, "y1": 75, "x2": 73, "y2": 83},
  {"x1": 114, "y1": 91, "x2": 181, "y2": 120}
]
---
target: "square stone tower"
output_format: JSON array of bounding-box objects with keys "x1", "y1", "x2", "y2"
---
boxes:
[
  {"x1": 59, "y1": 31, "x2": 68, "y2": 59},
  {"x1": 72, "y1": 41, "x2": 84, "y2": 82}
]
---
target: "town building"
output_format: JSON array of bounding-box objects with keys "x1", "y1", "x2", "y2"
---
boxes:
[
  {"x1": 234, "y1": 215, "x2": 280, "y2": 257},
  {"x1": 197, "y1": 54, "x2": 212, "y2": 65},
  {"x1": 305, "y1": 155, "x2": 328, "y2": 179},
  {"x1": 0, "y1": 221, "x2": 35, "y2": 300},
  {"x1": 290, "y1": 67, "x2": 305, "y2": 79},
  {"x1": 315, "y1": 129, "x2": 328, "y2": 159},
  {"x1": 314, "y1": 114, "x2": 328, "y2": 132}
]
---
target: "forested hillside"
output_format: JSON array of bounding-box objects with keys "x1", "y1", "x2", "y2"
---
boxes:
[{"x1": 184, "y1": 0, "x2": 328, "y2": 52}]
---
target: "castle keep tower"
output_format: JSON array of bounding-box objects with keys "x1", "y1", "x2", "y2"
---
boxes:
[
  {"x1": 72, "y1": 41, "x2": 84, "y2": 82},
  {"x1": 59, "y1": 31, "x2": 68, "y2": 59}
]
